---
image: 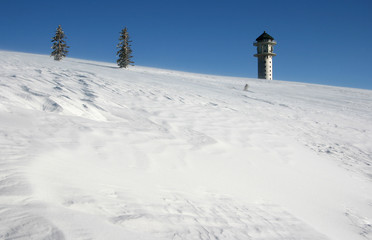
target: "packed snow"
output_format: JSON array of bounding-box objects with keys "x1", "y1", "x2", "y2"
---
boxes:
[{"x1": 0, "y1": 51, "x2": 371, "y2": 240}]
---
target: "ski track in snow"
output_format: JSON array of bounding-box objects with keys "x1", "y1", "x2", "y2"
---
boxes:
[{"x1": 0, "y1": 51, "x2": 372, "y2": 239}]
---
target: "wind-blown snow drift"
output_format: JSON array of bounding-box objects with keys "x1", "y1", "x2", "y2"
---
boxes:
[{"x1": 0, "y1": 51, "x2": 371, "y2": 240}]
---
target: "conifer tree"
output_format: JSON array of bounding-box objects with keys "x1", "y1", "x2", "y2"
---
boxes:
[
  {"x1": 116, "y1": 27, "x2": 134, "y2": 68},
  {"x1": 51, "y1": 25, "x2": 69, "y2": 61}
]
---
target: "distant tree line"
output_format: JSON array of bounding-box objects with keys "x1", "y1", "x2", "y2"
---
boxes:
[{"x1": 50, "y1": 25, "x2": 134, "y2": 68}]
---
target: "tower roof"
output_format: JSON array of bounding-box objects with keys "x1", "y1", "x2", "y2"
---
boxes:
[{"x1": 256, "y1": 31, "x2": 274, "y2": 41}]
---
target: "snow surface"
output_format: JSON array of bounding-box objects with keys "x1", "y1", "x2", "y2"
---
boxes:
[{"x1": 0, "y1": 50, "x2": 372, "y2": 240}]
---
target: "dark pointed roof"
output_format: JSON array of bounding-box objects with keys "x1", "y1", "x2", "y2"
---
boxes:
[{"x1": 256, "y1": 31, "x2": 274, "y2": 41}]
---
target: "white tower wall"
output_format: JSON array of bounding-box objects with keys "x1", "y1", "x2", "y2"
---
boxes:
[{"x1": 257, "y1": 55, "x2": 273, "y2": 80}]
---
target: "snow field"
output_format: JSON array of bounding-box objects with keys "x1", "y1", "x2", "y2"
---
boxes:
[{"x1": 0, "y1": 51, "x2": 372, "y2": 239}]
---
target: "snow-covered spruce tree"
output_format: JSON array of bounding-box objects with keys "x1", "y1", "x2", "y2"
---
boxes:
[
  {"x1": 116, "y1": 27, "x2": 134, "y2": 68},
  {"x1": 51, "y1": 25, "x2": 69, "y2": 61}
]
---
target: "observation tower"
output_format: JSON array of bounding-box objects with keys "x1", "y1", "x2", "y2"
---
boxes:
[{"x1": 254, "y1": 31, "x2": 277, "y2": 80}]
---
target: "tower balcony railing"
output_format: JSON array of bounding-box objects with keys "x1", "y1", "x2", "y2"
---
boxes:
[{"x1": 254, "y1": 52, "x2": 276, "y2": 57}]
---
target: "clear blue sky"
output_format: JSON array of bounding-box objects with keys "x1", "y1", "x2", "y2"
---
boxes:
[{"x1": 1, "y1": 0, "x2": 371, "y2": 89}]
